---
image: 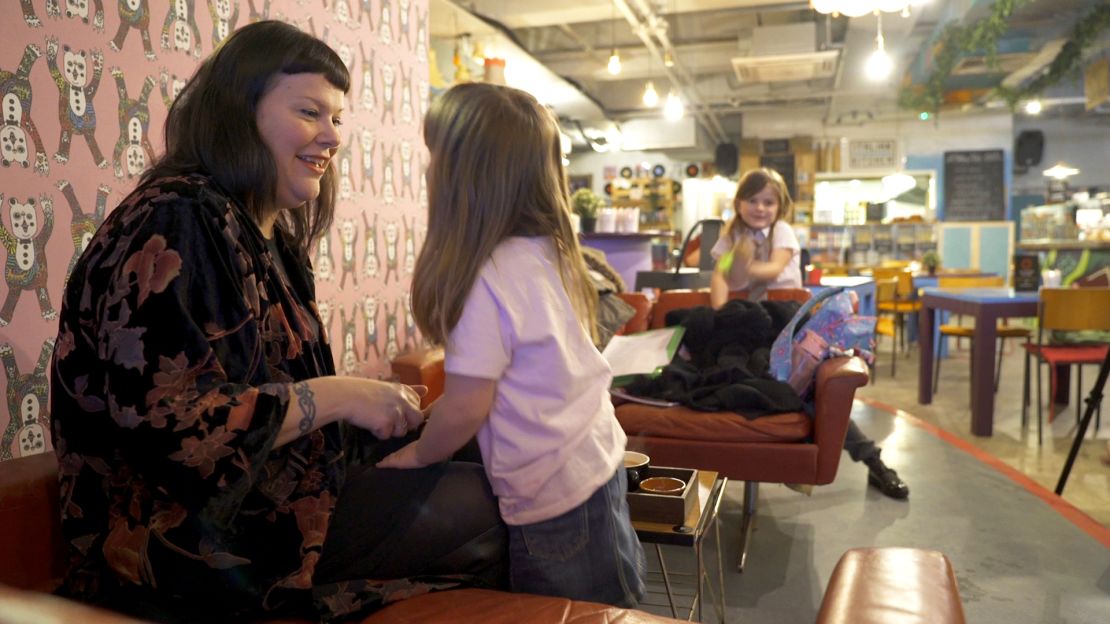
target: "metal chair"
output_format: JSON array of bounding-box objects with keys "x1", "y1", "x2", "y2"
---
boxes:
[{"x1": 1021, "y1": 287, "x2": 1110, "y2": 445}]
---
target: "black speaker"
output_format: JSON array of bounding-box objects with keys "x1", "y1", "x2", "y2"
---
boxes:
[
  {"x1": 1015, "y1": 130, "x2": 1044, "y2": 167},
  {"x1": 714, "y1": 143, "x2": 738, "y2": 177}
]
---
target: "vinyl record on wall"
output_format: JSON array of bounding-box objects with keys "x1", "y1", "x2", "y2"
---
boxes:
[
  {"x1": 620, "y1": 166, "x2": 633, "y2": 179},
  {"x1": 685, "y1": 163, "x2": 700, "y2": 178},
  {"x1": 652, "y1": 164, "x2": 665, "y2": 178}
]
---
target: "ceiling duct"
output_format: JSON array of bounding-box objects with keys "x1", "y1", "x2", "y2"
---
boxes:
[{"x1": 731, "y1": 21, "x2": 839, "y2": 84}]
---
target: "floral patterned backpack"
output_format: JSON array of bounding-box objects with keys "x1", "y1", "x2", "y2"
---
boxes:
[{"x1": 770, "y1": 287, "x2": 876, "y2": 398}]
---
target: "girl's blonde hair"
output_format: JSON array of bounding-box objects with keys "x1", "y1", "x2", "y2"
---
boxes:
[
  {"x1": 726, "y1": 167, "x2": 793, "y2": 239},
  {"x1": 412, "y1": 83, "x2": 597, "y2": 345}
]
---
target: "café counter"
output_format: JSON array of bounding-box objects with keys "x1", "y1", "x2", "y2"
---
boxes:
[{"x1": 1015, "y1": 239, "x2": 1110, "y2": 286}]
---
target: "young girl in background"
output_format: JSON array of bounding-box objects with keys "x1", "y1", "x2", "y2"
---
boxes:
[
  {"x1": 377, "y1": 82, "x2": 646, "y2": 607},
  {"x1": 708, "y1": 168, "x2": 910, "y2": 499},
  {"x1": 709, "y1": 167, "x2": 801, "y2": 307}
]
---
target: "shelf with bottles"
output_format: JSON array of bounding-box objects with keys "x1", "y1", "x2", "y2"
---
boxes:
[
  {"x1": 795, "y1": 222, "x2": 937, "y2": 266},
  {"x1": 610, "y1": 176, "x2": 677, "y2": 230}
]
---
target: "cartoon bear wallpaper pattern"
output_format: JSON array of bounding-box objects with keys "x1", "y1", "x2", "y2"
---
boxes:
[{"x1": 0, "y1": 0, "x2": 430, "y2": 461}]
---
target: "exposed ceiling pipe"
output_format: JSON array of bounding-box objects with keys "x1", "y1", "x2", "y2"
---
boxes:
[{"x1": 612, "y1": 0, "x2": 729, "y2": 145}]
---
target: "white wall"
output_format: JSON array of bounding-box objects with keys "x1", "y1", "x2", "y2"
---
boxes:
[
  {"x1": 567, "y1": 150, "x2": 691, "y2": 198},
  {"x1": 1012, "y1": 116, "x2": 1110, "y2": 195}
]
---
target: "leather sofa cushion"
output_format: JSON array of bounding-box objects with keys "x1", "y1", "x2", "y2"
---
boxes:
[
  {"x1": 364, "y1": 588, "x2": 682, "y2": 623},
  {"x1": 616, "y1": 403, "x2": 811, "y2": 443}
]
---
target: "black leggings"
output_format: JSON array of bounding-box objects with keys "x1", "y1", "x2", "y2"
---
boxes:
[{"x1": 314, "y1": 442, "x2": 508, "y2": 587}]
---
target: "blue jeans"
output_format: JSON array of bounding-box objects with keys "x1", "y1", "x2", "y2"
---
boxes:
[{"x1": 507, "y1": 468, "x2": 646, "y2": 608}]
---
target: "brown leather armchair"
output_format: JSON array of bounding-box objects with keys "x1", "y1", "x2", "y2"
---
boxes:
[
  {"x1": 393, "y1": 346, "x2": 870, "y2": 573},
  {"x1": 605, "y1": 288, "x2": 869, "y2": 570}
]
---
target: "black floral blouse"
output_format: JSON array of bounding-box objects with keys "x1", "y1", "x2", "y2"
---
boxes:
[{"x1": 50, "y1": 174, "x2": 441, "y2": 622}]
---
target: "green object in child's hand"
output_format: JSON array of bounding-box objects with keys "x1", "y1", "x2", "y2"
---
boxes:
[{"x1": 718, "y1": 249, "x2": 734, "y2": 274}]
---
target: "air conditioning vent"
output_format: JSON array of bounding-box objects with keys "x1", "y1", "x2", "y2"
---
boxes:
[{"x1": 731, "y1": 50, "x2": 840, "y2": 83}]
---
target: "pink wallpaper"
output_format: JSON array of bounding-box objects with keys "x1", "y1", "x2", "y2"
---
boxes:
[{"x1": 0, "y1": 0, "x2": 431, "y2": 462}]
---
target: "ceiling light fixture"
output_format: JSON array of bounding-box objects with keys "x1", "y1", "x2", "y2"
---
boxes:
[
  {"x1": 607, "y1": 1, "x2": 621, "y2": 75},
  {"x1": 864, "y1": 12, "x2": 893, "y2": 81},
  {"x1": 1024, "y1": 100, "x2": 1043, "y2": 115},
  {"x1": 664, "y1": 90, "x2": 684, "y2": 121},
  {"x1": 1043, "y1": 163, "x2": 1079, "y2": 180},
  {"x1": 608, "y1": 50, "x2": 622, "y2": 75},
  {"x1": 810, "y1": 1, "x2": 929, "y2": 18},
  {"x1": 642, "y1": 80, "x2": 659, "y2": 107}
]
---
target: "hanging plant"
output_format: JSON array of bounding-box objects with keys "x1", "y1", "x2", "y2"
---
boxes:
[
  {"x1": 898, "y1": 0, "x2": 1028, "y2": 115},
  {"x1": 995, "y1": 3, "x2": 1110, "y2": 108}
]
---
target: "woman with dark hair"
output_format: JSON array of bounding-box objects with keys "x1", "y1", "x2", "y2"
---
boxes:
[{"x1": 51, "y1": 21, "x2": 506, "y2": 623}]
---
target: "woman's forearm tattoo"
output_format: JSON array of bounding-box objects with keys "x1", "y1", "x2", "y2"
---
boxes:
[{"x1": 293, "y1": 382, "x2": 317, "y2": 434}]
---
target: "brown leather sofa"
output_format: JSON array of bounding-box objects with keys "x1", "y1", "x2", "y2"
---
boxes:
[{"x1": 0, "y1": 449, "x2": 681, "y2": 624}]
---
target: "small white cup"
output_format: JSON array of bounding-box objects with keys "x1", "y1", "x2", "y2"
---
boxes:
[{"x1": 597, "y1": 208, "x2": 617, "y2": 233}]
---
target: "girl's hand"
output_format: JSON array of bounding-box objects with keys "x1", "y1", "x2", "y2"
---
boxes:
[
  {"x1": 377, "y1": 440, "x2": 430, "y2": 469},
  {"x1": 734, "y1": 238, "x2": 755, "y2": 263}
]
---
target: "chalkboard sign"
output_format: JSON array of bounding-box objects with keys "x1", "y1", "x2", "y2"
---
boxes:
[
  {"x1": 760, "y1": 154, "x2": 796, "y2": 201},
  {"x1": 943, "y1": 150, "x2": 1005, "y2": 221}
]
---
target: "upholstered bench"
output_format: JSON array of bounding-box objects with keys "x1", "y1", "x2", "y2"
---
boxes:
[{"x1": 817, "y1": 547, "x2": 967, "y2": 624}]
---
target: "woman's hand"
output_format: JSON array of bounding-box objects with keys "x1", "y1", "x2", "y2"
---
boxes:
[
  {"x1": 276, "y1": 377, "x2": 427, "y2": 447},
  {"x1": 376, "y1": 440, "x2": 431, "y2": 469},
  {"x1": 344, "y1": 380, "x2": 428, "y2": 439}
]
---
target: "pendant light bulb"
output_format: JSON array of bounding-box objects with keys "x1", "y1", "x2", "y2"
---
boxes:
[
  {"x1": 642, "y1": 81, "x2": 659, "y2": 107},
  {"x1": 663, "y1": 49, "x2": 674, "y2": 67},
  {"x1": 664, "y1": 91, "x2": 684, "y2": 121},
  {"x1": 864, "y1": 16, "x2": 892, "y2": 81},
  {"x1": 608, "y1": 50, "x2": 622, "y2": 75}
]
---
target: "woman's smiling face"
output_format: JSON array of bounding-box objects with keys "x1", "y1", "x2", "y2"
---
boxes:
[{"x1": 255, "y1": 72, "x2": 345, "y2": 214}]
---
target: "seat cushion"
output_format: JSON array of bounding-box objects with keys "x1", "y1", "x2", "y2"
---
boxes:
[
  {"x1": 615, "y1": 403, "x2": 811, "y2": 443},
  {"x1": 1023, "y1": 343, "x2": 1108, "y2": 365}
]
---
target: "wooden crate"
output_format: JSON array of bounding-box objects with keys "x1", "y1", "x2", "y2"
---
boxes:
[{"x1": 627, "y1": 466, "x2": 699, "y2": 525}]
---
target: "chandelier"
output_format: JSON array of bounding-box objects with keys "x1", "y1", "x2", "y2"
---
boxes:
[{"x1": 810, "y1": 1, "x2": 928, "y2": 18}]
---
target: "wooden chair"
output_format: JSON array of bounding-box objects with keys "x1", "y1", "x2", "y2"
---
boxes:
[
  {"x1": 875, "y1": 271, "x2": 921, "y2": 359},
  {"x1": 932, "y1": 276, "x2": 1031, "y2": 394},
  {"x1": 1021, "y1": 287, "x2": 1110, "y2": 445},
  {"x1": 872, "y1": 280, "x2": 898, "y2": 380}
]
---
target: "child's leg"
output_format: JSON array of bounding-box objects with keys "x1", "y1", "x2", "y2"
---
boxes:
[{"x1": 507, "y1": 469, "x2": 646, "y2": 607}]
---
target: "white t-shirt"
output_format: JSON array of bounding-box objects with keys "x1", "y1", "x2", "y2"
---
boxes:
[
  {"x1": 445, "y1": 236, "x2": 626, "y2": 526},
  {"x1": 709, "y1": 220, "x2": 801, "y2": 293}
]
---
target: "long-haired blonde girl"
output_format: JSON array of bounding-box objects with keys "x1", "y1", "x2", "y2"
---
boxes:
[
  {"x1": 380, "y1": 82, "x2": 645, "y2": 608},
  {"x1": 411, "y1": 82, "x2": 596, "y2": 345}
]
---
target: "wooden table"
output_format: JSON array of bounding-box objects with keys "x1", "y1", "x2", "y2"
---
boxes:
[{"x1": 918, "y1": 288, "x2": 1039, "y2": 436}]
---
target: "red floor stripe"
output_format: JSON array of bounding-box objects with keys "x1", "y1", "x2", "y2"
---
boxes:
[{"x1": 857, "y1": 397, "x2": 1110, "y2": 549}]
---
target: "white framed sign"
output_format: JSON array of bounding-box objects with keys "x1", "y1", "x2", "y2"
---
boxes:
[{"x1": 845, "y1": 139, "x2": 899, "y2": 171}]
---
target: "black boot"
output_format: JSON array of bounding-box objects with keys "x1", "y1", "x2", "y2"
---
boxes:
[{"x1": 864, "y1": 456, "x2": 909, "y2": 500}]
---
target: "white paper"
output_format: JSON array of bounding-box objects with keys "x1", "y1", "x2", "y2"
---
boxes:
[{"x1": 601, "y1": 327, "x2": 682, "y2": 378}]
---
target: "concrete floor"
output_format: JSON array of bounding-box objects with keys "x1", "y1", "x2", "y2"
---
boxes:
[
  {"x1": 858, "y1": 335, "x2": 1110, "y2": 528},
  {"x1": 633, "y1": 338, "x2": 1110, "y2": 623}
]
